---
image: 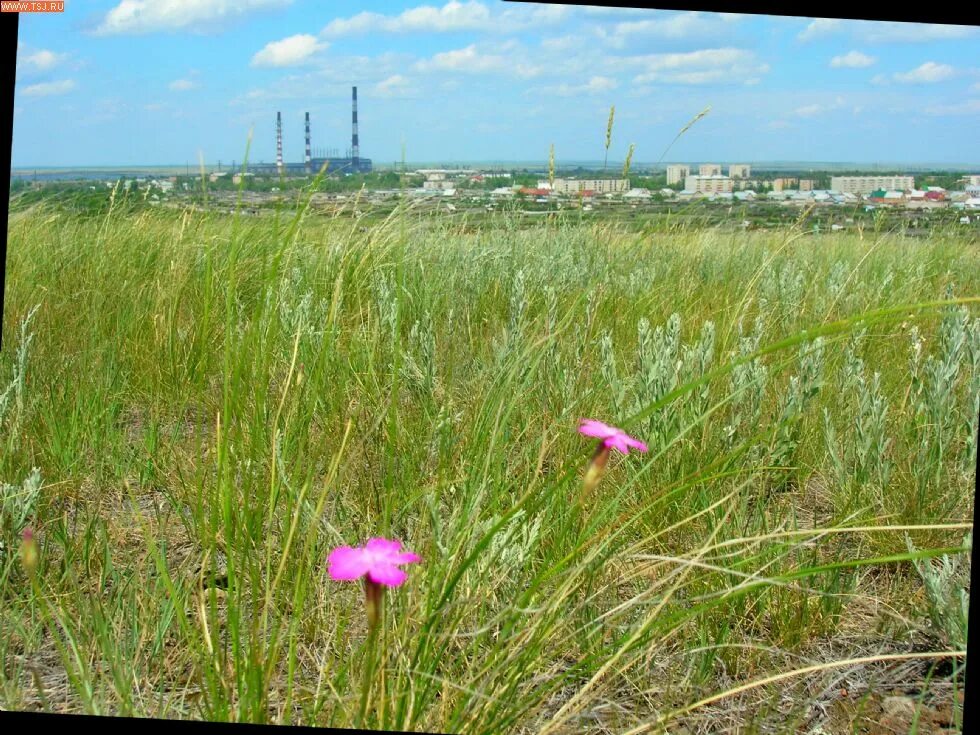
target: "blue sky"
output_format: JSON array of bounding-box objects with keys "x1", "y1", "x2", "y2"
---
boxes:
[{"x1": 11, "y1": 1, "x2": 980, "y2": 167}]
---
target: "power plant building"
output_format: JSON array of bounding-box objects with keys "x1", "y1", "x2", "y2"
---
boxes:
[{"x1": 249, "y1": 86, "x2": 372, "y2": 176}]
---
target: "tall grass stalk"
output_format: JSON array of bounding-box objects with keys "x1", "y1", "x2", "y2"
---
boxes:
[{"x1": 1, "y1": 200, "x2": 976, "y2": 732}]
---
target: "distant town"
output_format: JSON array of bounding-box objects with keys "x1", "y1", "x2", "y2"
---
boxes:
[
  {"x1": 11, "y1": 163, "x2": 980, "y2": 233},
  {"x1": 10, "y1": 85, "x2": 980, "y2": 229}
]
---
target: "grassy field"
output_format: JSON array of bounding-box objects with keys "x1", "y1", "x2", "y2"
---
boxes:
[{"x1": 1, "y1": 194, "x2": 977, "y2": 733}]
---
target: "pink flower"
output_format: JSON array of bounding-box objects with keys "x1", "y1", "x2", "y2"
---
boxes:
[
  {"x1": 328, "y1": 537, "x2": 421, "y2": 587},
  {"x1": 578, "y1": 418, "x2": 648, "y2": 454}
]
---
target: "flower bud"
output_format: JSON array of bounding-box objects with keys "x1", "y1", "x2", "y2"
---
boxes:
[
  {"x1": 581, "y1": 443, "x2": 612, "y2": 500},
  {"x1": 20, "y1": 527, "x2": 38, "y2": 576}
]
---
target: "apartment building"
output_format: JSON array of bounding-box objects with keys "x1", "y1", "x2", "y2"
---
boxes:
[
  {"x1": 666, "y1": 164, "x2": 690, "y2": 185},
  {"x1": 551, "y1": 178, "x2": 630, "y2": 195},
  {"x1": 685, "y1": 175, "x2": 733, "y2": 194},
  {"x1": 830, "y1": 176, "x2": 915, "y2": 194}
]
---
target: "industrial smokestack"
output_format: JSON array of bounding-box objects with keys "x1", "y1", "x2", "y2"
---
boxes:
[
  {"x1": 304, "y1": 112, "x2": 312, "y2": 172},
  {"x1": 351, "y1": 86, "x2": 359, "y2": 170},
  {"x1": 276, "y1": 111, "x2": 284, "y2": 174}
]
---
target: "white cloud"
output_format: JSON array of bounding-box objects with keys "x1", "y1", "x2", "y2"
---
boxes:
[
  {"x1": 798, "y1": 18, "x2": 842, "y2": 42},
  {"x1": 251, "y1": 34, "x2": 326, "y2": 68},
  {"x1": 799, "y1": 17, "x2": 975, "y2": 44},
  {"x1": 20, "y1": 79, "x2": 76, "y2": 97},
  {"x1": 627, "y1": 48, "x2": 769, "y2": 86},
  {"x1": 94, "y1": 0, "x2": 292, "y2": 35},
  {"x1": 373, "y1": 74, "x2": 419, "y2": 98},
  {"x1": 579, "y1": 7, "x2": 652, "y2": 17},
  {"x1": 925, "y1": 99, "x2": 980, "y2": 115},
  {"x1": 540, "y1": 35, "x2": 585, "y2": 53},
  {"x1": 169, "y1": 78, "x2": 199, "y2": 91},
  {"x1": 860, "y1": 22, "x2": 975, "y2": 43},
  {"x1": 534, "y1": 76, "x2": 619, "y2": 97},
  {"x1": 321, "y1": 1, "x2": 565, "y2": 37},
  {"x1": 794, "y1": 104, "x2": 822, "y2": 118},
  {"x1": 595, "y1": 11, "x2": 748, "y2": 52},
  {"x1": 415, "y1": 44, "x2": 542, "y2": 78},
  {"x1": 19, "y1": 48, "x2": 68, "y2": 72},
  {"x1": 597, "y1": 11, "x2": 741, "y2": 48},
  {"x1": 830, "y1": 51, "x2": 876, "y2": 69},
  {"x1": 794, "y1": 97, "x2": 845, "y2": 117},
  {"x1": 894, "y1": 62, "x2": 955, "y2": 84}
]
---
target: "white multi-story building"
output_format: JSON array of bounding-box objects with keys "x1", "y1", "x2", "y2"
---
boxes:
[
  {"x1": 551, "y1": 178, "x2": 630, "y2": 195},
  {"x1": 685, "y1": 175, "x2": 733, "y2": 194},
  {"x1": 728, "y1": 164, "x2": 751, "y2": 179},
  {"x1": 666, "y1": 164, "x2": 690, "y2": 186},
  {"x1": 830, "y1": 176, "x2": 915, "y2": 194},
  {"x1": 699, "y1": 164, "x2": 722, "y2": 176}
]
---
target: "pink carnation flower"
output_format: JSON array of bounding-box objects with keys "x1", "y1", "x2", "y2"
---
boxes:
[
  {"x1": 578, "y1": 418, "x2": 649, "y2": 454},
  {"x1": 328, "y1": 537, "x2": 421, "y2": 587}
]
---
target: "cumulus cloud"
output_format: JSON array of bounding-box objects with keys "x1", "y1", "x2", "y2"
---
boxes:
[
  {"x1": 534, "y1": 76, "x2": 619, "y2": 97},
  {"x1": 799, "y1": 17, "x2": 975, "y2": 43},
  {"x1": 798, "y1": 18, "x2": 842, "y2": 42},
  {"x1": 20, "y1": 79, "x2": 76, "y2": 97},
  {"x1": 415, "y1": 44, "x2": 542, "y2": 78},
  {"x1": 924, "y1": 99, "x2": 980, "y2": 115},
  {"x1": 373, "y1": 74, "x2": 419, "y2": 98},
  {"x1": 19, "y1": 48, "x2": 68, "y2": 73},
  {"x1": 893, "y1": 62, "x2": 955, "y2": 84},
  {"x1": 540, "y1": 35, "x2": 585, "y2": 53},
  {"x1": 321, "y1": 0, "x2": 566, "y2": 37},
  {"x1": 859, "y1": 22, "x2": 976, "y2": 43},
  {"x1": 830, "y1": 51, "x2": 876, "y2": 69},
  {"x1": 794, "y1": 97, "x2": 845, "y2": 117},
  {"x1": 94, "y1": 0, "x2": 292, "y2": 35},
  {"x1": 627, "y1": 48, "x2": 769, "y2": 85},
  {"x1": 794, "y1": 104, "x2": 822, "y2": 117},
  {"x1": 169, "y1": 78, "x2": 199, "y2": 91},
  {"x1": 251, "y1": 34, "x2": 326, "y2": 68},
  {"x1": 597, "y1": 11, "x2": 743, "y2": 49}
]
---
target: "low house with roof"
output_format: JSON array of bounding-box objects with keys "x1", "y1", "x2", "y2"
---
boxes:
[{"x1": 518, "y1": 187, "x2": 552, "y2": 199}]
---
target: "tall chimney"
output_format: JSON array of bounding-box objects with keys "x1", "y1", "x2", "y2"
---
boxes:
[
  {"x1": 276, "y1": 111, "x2": 284, "y2": 174},
  {"x1": 304, "y1": 112, "x2": 312, "y2": 173},
  {"x1": 351, "y1": 86, "x2": 359, "y2": 171}
]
